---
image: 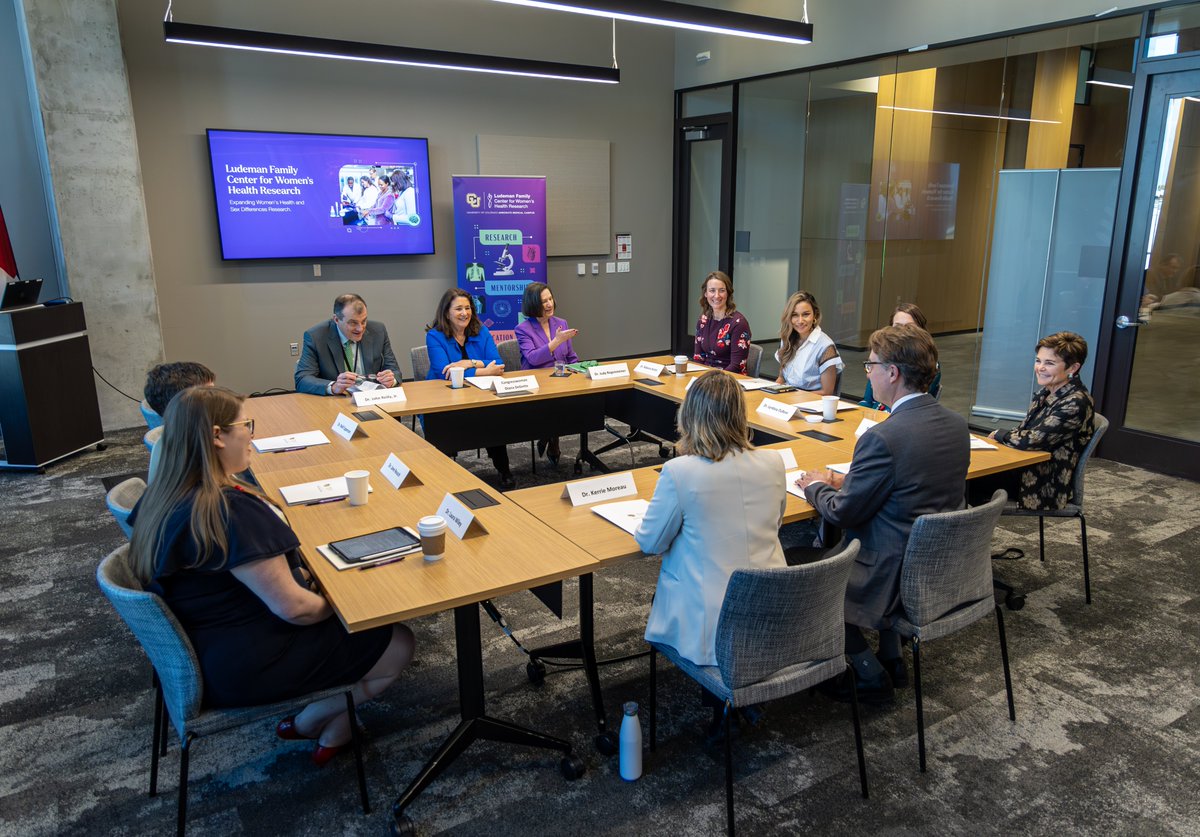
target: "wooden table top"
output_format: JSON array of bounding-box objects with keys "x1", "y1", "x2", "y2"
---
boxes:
[{"x1": 254, "y1": 445, "x2": 598, "y2": 631}]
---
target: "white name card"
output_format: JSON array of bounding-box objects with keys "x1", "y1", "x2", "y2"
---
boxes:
[
  {"x1": 438, "y1": 492, "x2": 489, "y2": 540},
  {"x1": 756, "y1": 398, "x2": 798, "y2": 422},
  {"x1": 494, "y1": 375, "x2": 540, "y2": 395},
  {"x1": 633, "y1": 360, "x2": 666, "y2": 377},
  {"x1": 685, "y1": 376, "x2": 697, "y2": 391},
  {"x1": 587, "y1": 363, "x2": 630, "y2": 380},
  {"x1": 331, "y1": 413, "x2": 360, "y2": 440},
  {"x1": 856, "y1": 418, "x2": 879, "y2": 438},
  {"x1": 777, "y1": 448, "x2": 799, "y2": 470},
  {"x1": 380, "y1": 453, "x2": 422, "y2": 489},
  {"x1": 560, "y1": 471, "x2": 638, "y2": 506},
  {"x1": 353, "y1": 387, "x2": 407, "y2": 407}
]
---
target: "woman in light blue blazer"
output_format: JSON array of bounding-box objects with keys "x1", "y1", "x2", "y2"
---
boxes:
[
  {"x1": 636, "y1": 371, "x2": 787, "y2": 669},
  {"x1": 424, "y1": 288, "x2": 511, "y2": 487}
]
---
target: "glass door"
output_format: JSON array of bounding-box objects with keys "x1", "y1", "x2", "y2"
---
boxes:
[
  {"x1": 1100, "y1": 69, "x2": 1200, "y2": 477},
  {"x1": 672, "y1": 115, "x2": 732, "y2": 353}
]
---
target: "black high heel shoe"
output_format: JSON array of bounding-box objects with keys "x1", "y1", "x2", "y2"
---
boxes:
[{"x1": 536, "y1": 439, "x2": 549, "y2": 458}]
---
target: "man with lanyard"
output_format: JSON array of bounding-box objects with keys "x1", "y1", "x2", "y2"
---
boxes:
[{"x1": 294, "y1": 293, "x2": 400, "y2": 396}]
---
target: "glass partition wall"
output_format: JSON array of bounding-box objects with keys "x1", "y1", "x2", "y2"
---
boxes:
[{"x1": 687, "y1": 14, "x2": 1140, "y2": 426}]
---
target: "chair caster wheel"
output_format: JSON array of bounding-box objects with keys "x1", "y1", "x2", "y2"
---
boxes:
[
  {"x1": 658, "y1": 445, "x2": 670, "y2": 458},
  {"x1": 573, "y1": 461, "x2": 584, "y2": 475},
  {"x1": 1005, "y1": 593, "x2": 1025, "y2": 611},
  {"x1": 526, "y1": 660, "x2": 546, "y2": 686},
  {"x1": 594, "y1": 731, "x2": 618, "y2": 756},
  {"x1": 560, "y1": 753, "x2": 586, "y2": 779},
  {"x1": 390, "y1": 813, "x2": 417, "y2": 836},
  {"x1": 96, "y1": 443, "x2": 108, "y2": 451}
]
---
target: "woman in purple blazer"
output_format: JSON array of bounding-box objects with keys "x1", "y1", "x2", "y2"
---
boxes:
[{"x1": 514, "y1": 282, "x2": 579, "y2": 464}]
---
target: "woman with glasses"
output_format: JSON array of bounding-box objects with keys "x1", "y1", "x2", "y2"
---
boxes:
[
  {"x1": 859, "y1": 303, "x2": 941, "y2": 410},
  {"x1": 971, "y1": 331, "x2": 1095, "y2": 510},
  {"x1": 129, "y1": 386, "x2": 414, "y2": 767},
  {"x1": 775, "y1": 291, "x2": 843, "y2": 394}
]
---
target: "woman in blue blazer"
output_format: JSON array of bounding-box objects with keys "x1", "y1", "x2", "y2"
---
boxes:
[{"x1": 424, "y1": 288, "x2": 513, "y2": 487}]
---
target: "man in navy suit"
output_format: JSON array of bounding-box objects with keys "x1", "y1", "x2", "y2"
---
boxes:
[
  {"x1": 294, "y1": 293, "x2": 400, "y2": 396},
  {"x1": 796, "y1": 324, "x2": 969, "y2": 703}
]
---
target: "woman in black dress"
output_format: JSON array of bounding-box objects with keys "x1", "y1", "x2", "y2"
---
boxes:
[{"x1": 129, "y1": 386, "x2": 414, "y2": 766}]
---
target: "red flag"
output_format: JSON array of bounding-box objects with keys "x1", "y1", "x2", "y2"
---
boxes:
[{"x1": 0, "y1": 205, "x2": 18, "y2": 282}]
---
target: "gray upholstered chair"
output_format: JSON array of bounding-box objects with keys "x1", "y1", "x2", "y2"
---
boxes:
[
  {"x1": 745, "y1": 343, "x2": 763, "y2": 378},
  {"x1": 649, "y1": 540, "x2": 868, "y2": 835},
  {"x1": 1000, "y1": 414, "x2": 1108, "y2": 604},
  {"x1": 106, "y1": 477, "x2": 146, "y2": 538},
  {"x1": 408, "y1": 346, "x2": 431, "y2": 429},
  {"x1": 143, "y1": 426, "x2": 163, "y2": 453},
  {"x1": 495, "y1": 338, "x2": 521, "y2": 372},
  {"x1": 140, "y1": 399, "x2": 163, "y2": 430},
  {"x1": 893, "y1": 490, "x2": 1014, "y2": 772},
  {"x1": 96, "y1": 546, "x2": 369, "y2": 836}
]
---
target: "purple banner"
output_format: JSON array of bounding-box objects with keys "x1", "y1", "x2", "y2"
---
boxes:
[
  {"x1": 452, "y1": 175, "x2": 547, "y2": 342},
  {"x1": 206, "y1": 129, "x2": 434, "y2": 260}
]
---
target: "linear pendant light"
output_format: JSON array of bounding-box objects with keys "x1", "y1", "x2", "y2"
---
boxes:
[
  {"x1": 163, "y1": 21, "x2": 621, "y2": 84},
  {"x1": 488, "y1": 0, "x2": 813, "y2": 45}
]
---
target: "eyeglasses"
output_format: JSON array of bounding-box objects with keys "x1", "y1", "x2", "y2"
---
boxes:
[
  {"x1": 862, "y1": 361, "x2": 891, "y2": 374},
  {"x1": 222, "y1": 418, "x2": 255, "y2": 436}
]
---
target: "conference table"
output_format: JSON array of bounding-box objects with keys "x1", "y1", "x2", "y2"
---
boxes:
[{"x1": 244, "y1": 357, "x2": 1049, "y2": 831}]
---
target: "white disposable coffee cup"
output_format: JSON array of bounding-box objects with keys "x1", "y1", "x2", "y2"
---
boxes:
[
  {"x1": 345, "y1": 470, "x2": 370, "y2": 505},
  {"x1": 449, "y1": 366, "x2": 465, "y2": 389},
  {"x1": 417, "y1": 515, "x2": 447, "y2": 561},
  {"x1": 673, "y1": 355, "x2": 688, "y2": 376},
  {"x1": 821, "y1": 395, "x2": 839, "y2": 422}
]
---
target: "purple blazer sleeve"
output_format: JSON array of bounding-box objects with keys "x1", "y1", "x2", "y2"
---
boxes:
[{"x1": 515, "y1": 317, "x2": 577, "y2": 369}]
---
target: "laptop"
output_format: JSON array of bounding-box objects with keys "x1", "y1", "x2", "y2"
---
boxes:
[{"x1": 0, "y1": 279, "x2": 42, "y2": 311}]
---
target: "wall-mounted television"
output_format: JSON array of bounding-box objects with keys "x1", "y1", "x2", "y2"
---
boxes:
[{"x1": 205, "y1": 129, "x2": 434, "y2": 260}]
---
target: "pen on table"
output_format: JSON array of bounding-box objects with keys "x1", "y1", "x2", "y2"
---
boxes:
[
  {"x1": 273, "y1": 446, "x2": 307, "y2": 453},
  {"x1": 358, "y1": 554, "x2": 408, "y2": 571},
  {"x1": 305, "y1": 496, "x2": 345, "y2": 506}
]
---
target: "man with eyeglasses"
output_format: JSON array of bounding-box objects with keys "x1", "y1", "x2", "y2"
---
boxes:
[
  {"x1": 295, "y1": 294, "x2": 400, "y2": 396},
  {"x1": 793, "y1": 324, "x2": 969, "y2": 706}
]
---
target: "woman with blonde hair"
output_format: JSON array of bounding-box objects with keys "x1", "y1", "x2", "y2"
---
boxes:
[
  {"x1": 129, "y1": 386, "x2": 413, "y2": 766},
  {"x1": 776, "y1": 291, "x2": 843, "y2": 394},
  {"x1": 636, "y1": 371, "x2": 787, "y2": 668}
]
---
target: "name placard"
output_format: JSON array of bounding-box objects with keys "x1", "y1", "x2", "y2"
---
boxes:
[
  {"x1": 560, "y1": 471, "x2": 638, "y2": 506},
  {"x1": 438, "y1": 492, "x2": 489, "y2": 540},
  {"x1": 353, "y1": 387, "x2": 407, "y2": 407},
  {"x1": 494, "y1": 375, "x2": 540, "y2": 395},
  {"x1": 331, "y1": 413, "x2": 360, "y2": 440},
  {"x1": 587, "y1": 363, "x2": 630, "y2": 380},
  {"x1": 685, "y1": 376, "x2": 697, "y2": 391},
  {"x1": 856, "y1": 418, "x2": 879, "y2": 438},
  {"x1": 380, "y1": 453, "x2": 422, "y2": 489},
  {"x1": 756, "y1": 398, "x2": 798, "y2": 422},
  {"x1": 633, "y1": 360, "x2": 666, "y2": 377},
  {"x1": 777, "y1": 448, "x2": 799, "y2": 470}
]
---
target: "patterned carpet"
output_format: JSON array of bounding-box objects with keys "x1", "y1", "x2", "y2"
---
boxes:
[{"x1": 1, "y1": 422, "x2": 1199, "y2": 836}]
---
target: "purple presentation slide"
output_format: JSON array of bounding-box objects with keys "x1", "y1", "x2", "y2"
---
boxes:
[{"x1": 205, "y1": 129, "x2": 434, "y2": 260}]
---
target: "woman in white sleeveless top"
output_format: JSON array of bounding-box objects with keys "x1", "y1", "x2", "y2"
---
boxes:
[{"x1": 775, "y1": 291, "x2": 843, "y2": 393}]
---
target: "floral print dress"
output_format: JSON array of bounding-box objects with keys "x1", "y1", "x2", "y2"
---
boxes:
[
  {"x1": 693, "y1": 311, "x2": 752, "y2": 374},
  {"x1": 994, "y1": 377, "x2": 1095, "y2": 511}
]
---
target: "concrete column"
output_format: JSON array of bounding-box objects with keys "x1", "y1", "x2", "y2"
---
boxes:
[{"x1": 18, "y1": 0, "x2": 163, "y2": 429}]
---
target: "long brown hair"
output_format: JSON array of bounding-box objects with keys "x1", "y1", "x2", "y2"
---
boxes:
[
  {"x1": 676, "y1": 371, "x2": 752, "y2": 462},
  {"x1": 128, "y1": 386, "x2": 260, "y2": 584},
  {"x1": 427, "y1": 288, "x2": 481, "y2": 338},
  {"x1": 777, "y1": 291, "x2": 822, "y2": 369},
  {"x1": 698, "y1": 271, "x2": 736, "y2": 319}
]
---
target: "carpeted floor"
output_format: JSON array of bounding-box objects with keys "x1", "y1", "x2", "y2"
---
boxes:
[{"x1": 2, "y1": 420, "x2": 1199, "y2": 836}]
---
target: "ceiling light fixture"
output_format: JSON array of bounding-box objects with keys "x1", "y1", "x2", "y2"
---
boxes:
[
  {"x1": 163, "y1": 21, "x2": 621, "y2": 84},
  {"x1": 488, "y1": 0, "x2": 813, "y2": 45},
  {"x1": 879, "y1": 104, "x2": 1061, "y2": 125}
]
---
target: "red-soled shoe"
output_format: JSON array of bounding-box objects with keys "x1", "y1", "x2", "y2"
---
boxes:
[
  {"x1": 311, "y1": 743, "x2": 344, "y2": 767},
  {"x1": 276, "y1": 716, "x2": 316, "y2": 741}
]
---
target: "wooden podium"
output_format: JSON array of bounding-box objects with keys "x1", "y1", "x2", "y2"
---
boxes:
[{"x1": 0, "y1": 302, "x2": 104, "y2": 469}]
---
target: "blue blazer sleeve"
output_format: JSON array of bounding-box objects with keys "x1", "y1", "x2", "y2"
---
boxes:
[
  {"x1": 424, "y1": 329, "x2": 454, "y2": 380},
  {"x1": 473, "y1": 327, "x2": 503, "y2": 370}
]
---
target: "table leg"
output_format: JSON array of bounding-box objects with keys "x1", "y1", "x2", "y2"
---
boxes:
[
  {"x1": 576, "y1": 431, "x2": 611, "y2": 474},
  {"x1": 391, "y1": 603, "x2": 582, "y2": 826}
]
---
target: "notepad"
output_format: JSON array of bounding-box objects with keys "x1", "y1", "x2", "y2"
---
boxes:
[
  {"x1": 465, "y1": 375, "x2": 500, "y2": 390},
  {"x1": 737, "y1": 378, "x2": 774, "y2": 391},
  {"x1": 252, "y1": 430, "x2": 331, "y2": 453},
  {"x1": 794, "y1": 400, "x2": 857, "y2": 414},
  {"x1": 277, "y1": 476, "x2": 375, "y2": 506},
  {"x1": 970, "y1": 436, "x2": 998, "y2": 450},
  {"x1": 591, "y1": 499, "x2": 650, "y2": 536}
]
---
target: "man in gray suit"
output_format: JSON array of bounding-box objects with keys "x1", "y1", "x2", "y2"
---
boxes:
[
  {"x1": 294, "y1": 293, "x2": 400, "y2": 396},
  {"x1": 796, "y1": 324, "x2": 969, "y2": 703}
]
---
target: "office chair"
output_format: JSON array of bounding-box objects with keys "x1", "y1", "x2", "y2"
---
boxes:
[
  {"x1": 649, "y1": 540, "x2": 868, "y2": 836},
  {"x1": 106, "y1": 477, "x2": 146, "y2": 537},
  {"x1": 744, "y1": 343, "x2": 763, "y2": 378},
  {"x1": 893, "y1": 491, "x2": 1015, "y2": 772}
]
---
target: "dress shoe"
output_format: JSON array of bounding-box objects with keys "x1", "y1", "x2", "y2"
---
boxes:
[
  {"x1": 819, "y1": 669, "x2": 895, "y2": 707},
  {"x1": 536, "y1": 439, "x2": 549, "y2": 458},
  {"x1": 880, "y1": 656, "x2": 909, "y2": 689},
  {"x1": 311, "y1": 743, "x2": 344, "y2": 767},
  {"x1": 547, "y1": 439, "x2": 561, "y2": 466},
  {"x1": 276, "y1": 715, "x2": 316, "y2": 741}
]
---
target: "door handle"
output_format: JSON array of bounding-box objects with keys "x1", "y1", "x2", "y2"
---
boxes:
[{"x1": 1115, "y1": 314, "x2": 1142, "y2": 329}]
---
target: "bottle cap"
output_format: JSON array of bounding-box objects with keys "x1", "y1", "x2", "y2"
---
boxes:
[{"x1": 623, "y1": 701, "x2": 638, "y2": 715}]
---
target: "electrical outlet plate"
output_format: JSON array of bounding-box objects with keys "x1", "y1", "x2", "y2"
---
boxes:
[{"x1": 290, "y1": 342, "x2": 300, "y2": 356}]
